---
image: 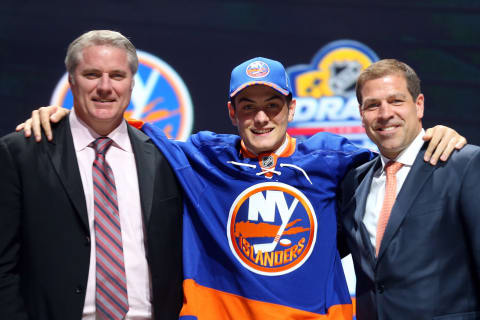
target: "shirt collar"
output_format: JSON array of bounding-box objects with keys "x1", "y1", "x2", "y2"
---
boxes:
[
  {"x1": 380, "y1": 128, "x2": 425, "y2": 171},
  {"x1": 69, "y1": 108, "x2": 132, "y2": 153}
]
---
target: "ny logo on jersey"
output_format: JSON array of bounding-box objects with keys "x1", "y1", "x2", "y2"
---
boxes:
[{"x1": 227, "y1": 182, "x2": 317, "y2": 276}]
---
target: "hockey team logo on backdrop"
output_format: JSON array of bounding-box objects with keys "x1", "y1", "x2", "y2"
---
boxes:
[
  {"x1": 227, "y1": 182, "x2": 317, "y2": 276},
  {"x1": 287, "y1": 40, "x2": 379, "y2": 148},
  {"x1": 50, "y1": 50, "x2": 193, "y2": 140}
]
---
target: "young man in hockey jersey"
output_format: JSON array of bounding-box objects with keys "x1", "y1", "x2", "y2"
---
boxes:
[{"x1": 19, "y1": 57, "x2": 465, "y2": 319}]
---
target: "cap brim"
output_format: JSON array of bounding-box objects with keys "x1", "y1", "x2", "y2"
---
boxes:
[{"x1": 230, "y1": 81, "x2": 290, "y2": 98}]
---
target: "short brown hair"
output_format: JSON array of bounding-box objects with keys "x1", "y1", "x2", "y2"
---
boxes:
[{"x1": 356, "y1": 59, "x2": 421, "y2": 104}]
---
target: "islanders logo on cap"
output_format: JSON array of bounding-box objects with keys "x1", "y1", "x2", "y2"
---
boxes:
[
  {"x1": 287, "y1": 40, "x2": 379, "y2": 148},
  {"x1": 246, "y1": 61, "x2": 270, "y2": 78},
  {"x1": 227, "y1": 182, "x2": 317, "y2": 276},
  {"x1": 50, "y1": 50, "x2": 193, "y2": 141}
]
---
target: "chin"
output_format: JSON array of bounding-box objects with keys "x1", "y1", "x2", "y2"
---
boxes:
[
  {"x1": 94, "y1": 109, "x2": 119, "y2": 118},
  {"x1": 250, "y1": 144, "x2": 270, "y2": 154},
  {"x1": 380, "y1": 145, "x2": 403, "y2": 157}
]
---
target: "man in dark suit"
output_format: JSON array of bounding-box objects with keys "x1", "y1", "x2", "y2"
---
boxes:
[
  {"x1": 338, "y1": 59, "x2": 480, "y2": 319},
  {"x1": 0, "y1": 30, "x2": 182, "y2": 320}
]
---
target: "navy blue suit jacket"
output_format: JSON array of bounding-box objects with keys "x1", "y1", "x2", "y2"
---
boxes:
[{"x1": 339, "y1": 143, "x2": 480, "y2": 319}]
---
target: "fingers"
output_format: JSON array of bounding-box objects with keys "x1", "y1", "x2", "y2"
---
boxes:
[
  {"x1": 423, "y1": 127, "x2": 433, "y2": 141},
  {"x1": 20, "y1": 119, "x2": 33, "y2": 138},
  {"x1": 38, "y1": 106, "x2": 57, "y2": 141},
  {"x1": 423, "y1": 127, "x2": 441, "y2": 164},
  {"x1": 15, "y1": 123, "x2": 26, "y2": 133},
  {"x1": 49, "y1": 106, "x2": 69, "y2": 123},
  {"x1": 14, "y1": 105, "x2": 67, "y2": 141},
  {"x1": 31, "y1": 110, "x2": 42, "y2": 142},
  {"x1": 437, "y1": 137, "x2": 459, "y2": 163},
  {"x1": 423, "y1": 125, "x2": 466, "y2": 165},
  {"x1": 427, "y1": 132, "x2": 448, "y2": 165},
  {"x1": 435, "y1": 129, "x2": 466, "y2": 162},
  {"x1": 455, "y1": 136, "x2": 467, "y2": 149}
]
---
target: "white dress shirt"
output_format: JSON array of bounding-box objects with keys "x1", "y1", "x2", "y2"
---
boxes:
[
  {"x1": 362, "y1": 129, "x2": 426, "y2": 250},
  {"x1": 69, "y1": 110, "x2": 152, "y2": 319}
]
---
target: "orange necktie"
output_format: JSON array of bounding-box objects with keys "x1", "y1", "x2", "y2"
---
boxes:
[{"x1": 375, "y1": 161, "x2": 403, "y2": 257}]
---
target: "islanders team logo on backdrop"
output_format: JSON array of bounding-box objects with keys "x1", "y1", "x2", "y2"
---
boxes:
[
  {"x1": 287, "y1": 40, "x2": 379, "y2": 148},
  {"x1": 227, "y1": 182, "x2": 317, "y2": 276},
  {"x1": 50, "y1": 50, "x2": 193, "y2": 140}
]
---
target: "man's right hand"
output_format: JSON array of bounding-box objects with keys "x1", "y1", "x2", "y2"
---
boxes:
[{"x1": 16, "y1": 106, "x2": 70, "y2": 141}]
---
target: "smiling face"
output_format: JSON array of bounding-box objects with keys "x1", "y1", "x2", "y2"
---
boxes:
[
  {"x1": 228, "y1": 85, "x2": 296, "y2": 154},
  {"x1": 360, "y1": 74, "x2": 424, "y2": 159},
  {"x1": 70, "y1": 44, "x2": 134, "y2": 135}
]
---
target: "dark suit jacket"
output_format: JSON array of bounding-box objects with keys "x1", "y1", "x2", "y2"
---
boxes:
[
  {"x1": 0, "y1": 118, "x2": 183, "y2": 320},
  {"x1": 338, "y1": 143, "x2": 480, "y2": 320}
]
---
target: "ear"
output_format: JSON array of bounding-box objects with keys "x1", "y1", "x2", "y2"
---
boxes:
[
  {"x1": 68, "y1": 74, "x2": 75, "y2": 87},
  {"x1": 287, "y1": 98, "x2": 296, "y2": 122},
  {"x1": 358, "y1": 104, "x2": 365, "y2": 127},
  {"x1": 227, "y1": 101, "x2": 237, "y2": 126},
  {"x1": 415, "y1": 93, "x2": 424, "y2": 119},
  {"x1": 130, "y1": 78, "x2": 135, "y2": 91}
]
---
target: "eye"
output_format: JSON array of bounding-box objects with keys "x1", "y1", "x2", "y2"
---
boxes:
[
  {"x1": 111, "y1": 73, "x2": 126, "y2": 80},
  {"x1": 242, "y1": 104, "x2": 255, "y2": 111},
  {"x1": 266, "y1": 103, "x2": 280, "y2": 109},
  {"x1": 83, "y1": 72, "x2": 100, "y2": 79},
  {"x1": 389, "y1": 98, "x2": 404, "y2": 106},
  {"x1": 363, "y1": 102, "x2": 379, "y2": 110}
]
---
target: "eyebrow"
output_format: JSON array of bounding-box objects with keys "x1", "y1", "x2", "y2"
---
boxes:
[
  {"x1": 387, "y1": 93, "x2": 408, "y2": 100},
  {"x1": 81, "y1": 68, "x2": 100, "y2": 73},
  {"x1": 363, "y1": 93, "x2": 408, "y2": 105},
  {"x1": 362, "y1": 98, "x2": 378, "y2": 106},
  {"x1": 81, "y1": 68, "x2": 127, "y2": 74},
  {"x1": 110, "y1": 69, "x2": 128, "y2": 75}
]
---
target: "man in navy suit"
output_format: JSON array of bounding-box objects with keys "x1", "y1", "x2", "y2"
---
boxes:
[{"x1": 338, "y1": 59, "x2": 480, "y2": 319}]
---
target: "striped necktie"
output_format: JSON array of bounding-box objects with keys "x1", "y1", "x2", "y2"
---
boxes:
[
  {"x1": 92, "y1": 137, "x2": 129, "y2": 319},
  {"x1": 375, "y1": 161, "x2": 403, "y2": 257}
]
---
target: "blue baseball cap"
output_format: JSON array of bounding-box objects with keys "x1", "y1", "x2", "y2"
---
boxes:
[{"x1": 229, "y1": 57, "x2": 292, "y2": 98}]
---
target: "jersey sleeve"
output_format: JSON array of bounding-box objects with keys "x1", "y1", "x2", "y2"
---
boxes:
[
  {"x1": 300, "y1": 132, "x2": 377, "y2": 183},
  {"x1": 142, "y1": 123, "x2": 206, "y2": 206}
]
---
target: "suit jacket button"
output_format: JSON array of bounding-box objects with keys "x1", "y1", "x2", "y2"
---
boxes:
[
  {"x1": 85, "y1": 236, "x2": 91, "y2": 246},
  {"x1": 377, "y1": 284, "x2": 385, "y2": 293},
  {"x1": 75, "y1": 286, "x2": 83, "y2": 294}
]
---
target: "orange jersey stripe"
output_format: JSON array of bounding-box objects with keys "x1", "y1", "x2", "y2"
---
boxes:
[
  {"x1": 351, "y1": 297, "x2": 356, "y2": 317},
  {"x1": 180, "y1": 279, "x2": 353, "y2": 320}
]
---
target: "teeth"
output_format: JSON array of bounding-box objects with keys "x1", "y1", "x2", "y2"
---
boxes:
[
  {"x1": 252, "y1": 128, "x2": 272, "y2": 134},
  {"x1": 379, "y1": 126, "x2": 395, "y2": 131}
]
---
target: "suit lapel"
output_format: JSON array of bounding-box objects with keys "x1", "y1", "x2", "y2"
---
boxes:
[
  {"x1": 128, "y1": 124, "x2": 156, "y2": 225},
  {"x1": 376, "y1": 144, "x2": 435, "y2": 261},
  {"x1": 353, "y1": 158, "x2": 382, "y2": 267},
  {"x1": 46, "y1": 118, "x2": 89, "y2": 231}
]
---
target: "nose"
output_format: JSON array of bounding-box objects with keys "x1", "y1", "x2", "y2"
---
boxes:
[
  {"x1": 253, "y1": 109, "x2": 269, "y2": 125},
  {"x1": 377, "y1": 101, "x2": 394, "y2": 120},
  {"x1": 97, "y1": 73, "x2": 112, "y2": 96}
]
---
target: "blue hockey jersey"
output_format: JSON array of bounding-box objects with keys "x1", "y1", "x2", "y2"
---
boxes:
[{"x1": 143, "y1": 124, "x2": 373, "y2": 319}]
